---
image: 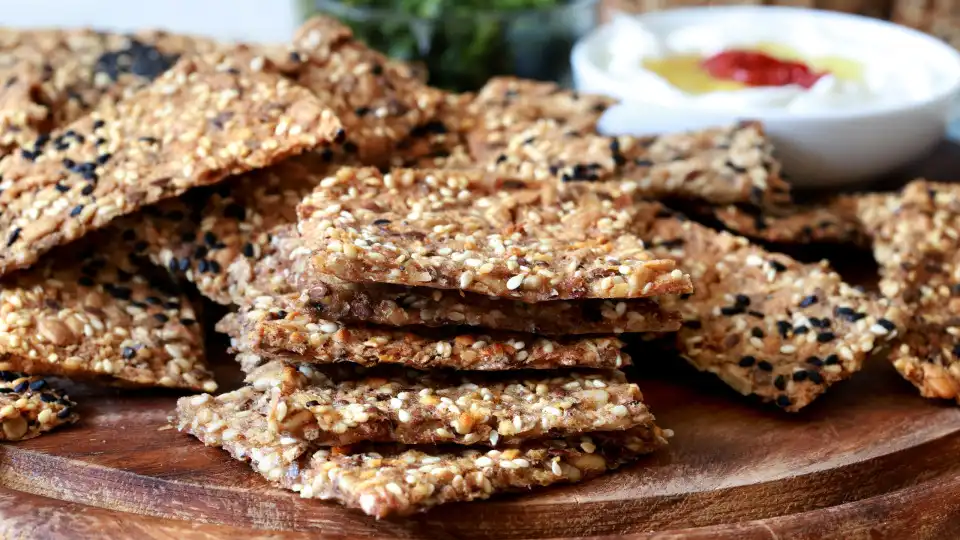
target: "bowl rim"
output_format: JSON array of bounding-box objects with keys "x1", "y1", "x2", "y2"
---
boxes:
[{"x1": 571, "y1": 5, "x2": 960, "y2": 121}]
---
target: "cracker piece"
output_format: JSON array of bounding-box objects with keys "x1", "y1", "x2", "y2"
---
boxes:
[
  {"x1": 645, "y1": 214, "x2": 905, "y2": 411},
  {"x1": 466, "y1": 77, "x2": 616, "y2": 161},
  {"x1": 116, "y1": 153, "x2": 347, "y2": 305},
  {"x1": 0, "y1": 232, "x2": 215, "y2": 391},
  {"x1": 298, "y1": 167, "x2": 691, "y2": 301},
  {"x1": 0, "y1": 28, "x2": 221, "y2": 152},
  {"x1": 283, "y1": 16, "x2": 450, "y2": 167},
  {"x1": 257, "y1": 226, "x2": 680, "y2": 334},
  {"x1": 0, "y1": 371, "x2": 78, "y2": 441},
  {"x1": 177, "y1": 385, "x2": 667, "y2": 518},
  {"x1": 482, "y1": 120, "x2": 791, "y2": 208},
  {"x1": 248, "y1": 360, "x2": 651, "y2": 447},
  {"x1": 711, "y1": 196, "x2": 868, "y2": 245},
  {"x1": 857, "y1": 181, "x2": 960, "y2": 402},
  {"x1": 219, "y1": 296, "x2": 630, "y2": 372},
  {"x1": 0, "y1": 52, "x2": 343, "y2": 276}
]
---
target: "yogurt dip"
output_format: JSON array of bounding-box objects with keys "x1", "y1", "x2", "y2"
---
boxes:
[{"x1": 603, "y1": 14, "x2": 945, "y2": 113}]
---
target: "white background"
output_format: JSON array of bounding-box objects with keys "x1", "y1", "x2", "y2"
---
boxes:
[{"x1": 0, "y1": 0, "x2": 300, "y2": 43}]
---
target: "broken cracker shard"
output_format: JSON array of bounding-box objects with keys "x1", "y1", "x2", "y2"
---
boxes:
[
  {"x1": 857, "y1": 180, "x2": 960, "y2": 403},
  {"x1": 176, "y1": 381, "x2": 668, "y2": 518},
  {"x1": 0, "y1": 371, "x2": 78, "y2": 441},
  {"x1": 0, "y1": 50, "x2": 343, "y2": 276},
  {"x1": 297, "y1": 167, "x2": 693, "y2": 302}
]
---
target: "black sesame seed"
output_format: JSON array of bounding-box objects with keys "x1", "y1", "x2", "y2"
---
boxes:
[
  {"x1": 775, "y1": 395, "x2": 791, "y2": 408},
  {"x1": 57, "y1": 407, "x2": 73, "y2": 419},
  {"x1": 608, "y1": 139, "x2": 620, "y2": 154},
  {"x1": 0, "y1": 388, "x2": 12, "y2": 393},
  {"x1": 799, "y1": 295, "x2": 818, "y2": 308},
  {"x1": 69, "y1": 204, "x2": 84, "y2": 217},
  {"x1": 354, "y1": 106, "x2": 370, "y2": 117},
  {"x1": 13, "y1": 381, "x2": 28, "y2": 393},
  {"x1": 109, "y1": 286, "x2": 132, "y2": 300},
  {"x1": 748, "y1": 310, "x2": 765, "y2": 318},
  {"x1": 757, "y1": 360, "x2": 774, "y2": 371},
  {"x1": 809, "y1": 317, "x2": 830, "y2": 329},
  {"x1": 770, "y1": 260, "x2": 787, "y2": 272},
  {"x1": 824, "y1": 354, "x2": 840, "y2": 365},
  {"x1": 734, "y1": 294, "x2": 751, "y2": 307},
  {"x1": 276, "y1": 310, "x2": 288, "y2": 319},
  {"x1": 793, "y1": 326, "x2": 809, "y2": 335},
  {"x1": 751, "y1": 327, "x2": 765, "y2": 338},
  {"x1": 332, "y1": 128, "x2": 347, "y2": 145},
  {"x1": 738, "y1": 355, "x2": 756, "y2": 367},
  {"x1": 319, "y1": 148, "x2": 334, "y2": 162},
  {"x1": 54, "y1": 183, "x2": 70, "y2": 193},
  {"x1": 197, "y1": 260, "x2": 209, "y2": 273},
  {"x1": 40, "y1": 393, "x2": 58, "y2": 403},
  {"x1": 139, "y1": 136, "x2": 158, "y2": 144},
  {"x1": 167, "y1": 258, "x2": 179, "y2": 272},
  {"x1": 145, "y1": 296, "x2": 162, "y2": 305},
  {"x1": 774, "y1": 375, "x2": 786, "y2": 391},
  {"x1": 792, "y1": 371, "x2": 808, "y2": 382},
  {"x1": 163, "y1": 300, "x2": 179, "y2": 310},
  {"x1": 682, "y1": 320, "x2": 702, "y2": 329},
  {"x1": 808, "y1": 371, "x2": 824, "y2": 384},
  {"x1": 178, "y1": 258, "x2": 190, "y2": 272},
  {"x1": 305, "y1": 400, "x2": 320, "y2": 408},
  {"x1": 97, "y1": 153, "x2": 111, "y2": 165},
  {"x1": 0, "y1": 371, "x2": 18, "y2": 382},
  {"x1": 679, "y1": 293, "x2": 692, "y2": 300},
  {"x1": 180, "y1": 318, "x2": 196, "y2": 326},
  {"x1": 95, "y1": 137, "x2": 107, "y2": 146},
  {"x1": 776, "y1": 320, "x2": 791, "y2": 338},
  {"x1": 242, "y1": 243, "x2": 255, "y2": 258},
  {"x1": 93, "y1": 119, "x2": 105, "y2": 129},
  {"x1": 816, "y1": 332, "x2": 836, "y2": 343},
  {"x1": 877, "y1": 318, "x2": 896, "y2": 331},
  {"x1": 203, "y1": 231, "x2": 218, "y2": 247},
  {"x1": 194, "y1": 245, "x2": 208, "y2": 259},
  {"x1": 6, "y1": 227, "x2": 21, "y2": 246},
  {"x1": 373, "y1": 219, "x2": 391, "y2": 226},
  {"x1": 62, "y1": 158, "x2": 77, "y2": 169},
  {"x1": 122, "y1": 347, "x2": 137, "y2": 359},
  {"x1": 28, "y1": 379, "x2": 46, "y2": 391},
  {"x1": 806, "y1": 356, "x2": 823, "y2": 367},
  {"x1": 953, "y1": 344, "x2": 960, "y2": 358},
  {"x1": 208, "y1": 260, "x2": 221, "y2": 273},
  {"x1": 81, "y1": 183, "x2": 95, "y2": 196},
  {"x1": 20, "y1": 149, "x2": 37, "y2": 161},
  {"x1": 343, "y1": 141, "x2": 358, "y2": 153},
  {"x1": 153, "y1": 313, "x2": 169, "y2": 323},
  {"x1": 720, "y1": 306, "x2": 745, "y2": 316},
  {"x1": 371, "y1": 63, "x2": 384, "y2": 75},
  {"x1": 634, "y1": 158, "x2": 654, "y2": 167}
]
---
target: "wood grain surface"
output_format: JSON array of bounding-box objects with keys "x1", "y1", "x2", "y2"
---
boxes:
[{"x1": 2, "y1": 143, "x2": 960, "y2": 539}]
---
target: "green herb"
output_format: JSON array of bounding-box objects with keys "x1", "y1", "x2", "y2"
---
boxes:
[{"x1": 304, "y1": 0, "x2": 588, "y2": 91}]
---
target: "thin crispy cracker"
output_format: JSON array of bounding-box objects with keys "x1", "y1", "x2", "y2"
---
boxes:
[
  {"x1": 283, "y1": 16, "x2": 449, "y2": 167},
  {"x1": 645, "y1": 213, "x2": 904, "y2": 411},
  {"x1": 0, "y1": 28, "x2": 222, "y2": 151},
  {"x1": 115, "y1": 154, "x2": 348, "y2": 305},
  {"x1": 712, "y1": 196, "x2": 868, "y2": 245},
  {"x1": 0, "y1": 371, "x2": 78, "y2": 441},
  {"x1": 247, "y1": 360, "x2": 651, "y2": 447},
  {"x1": 219, "y1": 296, "x2": 631, "y2": 372},
  {"x1": 482, "y1": 120, "x2": 791, "y2": 208},
  {"x1": 177, "y1": 385, "x2": 668, "y2": 518},
  {"x1": 857, "y1": 181, "x2": 960, "y2": 402},
  {"x1": 298, "y1": 167, "x2": 691, "y2": 301},
  {"x1": 261, "y1": 226, "x2": 680, "y2": 335},
  {"x1": 0, "y1": 232, "x2": 215, "y2": 391},
  {"x1": 0, "y1": 51, "x2": 343, "y2": 276}
]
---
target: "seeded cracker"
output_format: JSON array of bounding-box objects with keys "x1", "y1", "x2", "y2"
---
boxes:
[
  {"x1": 646, "y1": 215, "x2": 905, "y2": 411},
  {"x1": 711, "y1": 196, "x2": 869, "y2": 245},
  {"x1": 116, "y1": 153, "x2": 350, "y2": 305},
  {"x1": 0, "y1": 371, "x2": 78, "y2": 441},
  {"x1": 857, "y1": 181, "x2": 960, "y2": 402},
  {"x1": 0, "y1": 51, "x2": 343, "y2": 276},
  {"x1": 482, "y1": 120, "x2": 791, "y2": 208},
  {"x1": 298, "y1": 167, "x2": 692, "y2": 301},
  {"x1": 248, "y1": 226, "x2": 678, "y2": 335},
  {"x1": 219, "y1": 296, "x2": 630, "y2": 372},
  {"x1": 249, "y1": 360, "x2": 650, "y2": 446},
  {"x1": 466, "y1": 77, "x2": 616, "y2": 162},
  {"x1": 177, "y1": 385, "x2": 668, "y2": 518},
  {"x1": 0, "y1": 232, "x2": 215, "y2": 391},
  {"x1": 282, "y1": 16, "x2": 450, "y2": 167},
  {"x1": 0, "y1": 28, "x2": 222, "y2": 151}
]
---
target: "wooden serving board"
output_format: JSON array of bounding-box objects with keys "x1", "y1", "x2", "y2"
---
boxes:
[{"x1": 3, "y1": 144, "x2": 960, "y2": 540}]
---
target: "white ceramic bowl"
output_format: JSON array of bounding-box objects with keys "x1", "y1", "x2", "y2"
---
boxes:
[{"x1": 571, "y1": 6, "x2": 960, "y2": 187}]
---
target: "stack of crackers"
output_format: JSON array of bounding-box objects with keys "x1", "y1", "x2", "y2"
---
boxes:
[{"x1": 0, "y1": 13, "x2": 953, "y2": 519}]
